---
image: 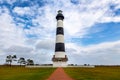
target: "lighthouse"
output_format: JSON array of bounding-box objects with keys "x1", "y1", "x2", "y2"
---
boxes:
[{"x1": 52, "y1": 10, "x2": 68, "y2": 67}]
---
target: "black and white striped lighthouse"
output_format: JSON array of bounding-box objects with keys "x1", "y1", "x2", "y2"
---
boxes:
[{"x1": 52, "y1": 10, "x2": 68, "y2": 67}]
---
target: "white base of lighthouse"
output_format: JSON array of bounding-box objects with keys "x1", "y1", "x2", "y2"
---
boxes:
[{"x1": 53, "y1": 62, "x2": 67, "y2": 67}]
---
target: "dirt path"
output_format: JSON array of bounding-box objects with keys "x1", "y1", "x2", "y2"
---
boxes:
[{"x1": 47, "y1": 67, "x2": 74, "y2": 80}]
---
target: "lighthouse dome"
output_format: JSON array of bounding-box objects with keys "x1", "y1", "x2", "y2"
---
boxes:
[{"x1": 56, "y1": 10, "x2": 64, "y2": 20}]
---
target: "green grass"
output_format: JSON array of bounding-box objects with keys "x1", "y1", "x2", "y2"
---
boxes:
[
  {"x1": 0, "y1": 66, "x2": 55, "y2": 80},
  {"x1": 1, "y1": 66, "x2": 120, "y2": 80},
  {"x1": 64, "y1": 66, "x2": 120, "y2": 80}
]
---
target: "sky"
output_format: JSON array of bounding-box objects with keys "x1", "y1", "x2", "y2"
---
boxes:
[{"x1": 0, "y1": 0, "x2": 120, "y2": 65}]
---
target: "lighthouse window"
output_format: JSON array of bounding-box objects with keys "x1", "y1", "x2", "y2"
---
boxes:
[
  {"x1": 59, "y1": 29, "x2": 62, "y2": 33},
  {"x1": 57, "y1": 27, "x2": 64, "y2": 34}
]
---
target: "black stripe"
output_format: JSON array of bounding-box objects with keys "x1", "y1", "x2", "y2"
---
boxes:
[
  {"x1": 56, "y1": 27, "x2": 64, "y2": 35},
  {"x1": 55, "y1": 43, "x2": 65, "y2": 52},
  {"x1": 56, "y1": 14, "x2": 64, "y2": 20}
]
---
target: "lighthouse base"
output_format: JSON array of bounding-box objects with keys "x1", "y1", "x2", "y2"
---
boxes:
[{"x1": 53, "y1": 62, "x2": 67, "y2": 67}]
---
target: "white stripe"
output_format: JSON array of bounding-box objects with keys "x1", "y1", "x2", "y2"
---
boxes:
[
  {"x1": 56, "y1": 35, "x2": 64, "y2": 43},
  {"x1": 55, "y1": 52, "x2": 66, "y2": 58},
  {"x1": 57, "y1": 20, "x2": 63, "y2": 27}
]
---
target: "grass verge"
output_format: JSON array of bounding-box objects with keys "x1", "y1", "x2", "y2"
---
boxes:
[
  {"x1": 64, "y1": 66, "x2": 120, "y2": 80},
  {"x1": 0, "y1": 66, "x2": 55, "y2": 80}
]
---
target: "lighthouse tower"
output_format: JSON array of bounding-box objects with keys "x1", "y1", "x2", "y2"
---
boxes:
[{"x1": 52, "y1": 10, "x2": 68, "y2": 67}]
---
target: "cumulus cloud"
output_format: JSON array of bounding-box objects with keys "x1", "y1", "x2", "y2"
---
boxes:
[
  {"x1": 14, "y1": 7, "x2": 31, "y2": 15},
  {"x1": 8, "y1": 0, "x2": 120, "y2": 38},
  {"x1": 35, "y1": 39, "x2": 55, "y2": 50},
  {"x1": 4, "y1": 45, "x2": 33, "y2": 54},
  {"x1": 0, "y1": 7, "x2": 25, "y2": 48},
  {"x1": 26, "y1": 0, "x2": 120, "y2": 38},
  {"x1": 66, "y1": 40, "x2": 120, "y2": 64}
]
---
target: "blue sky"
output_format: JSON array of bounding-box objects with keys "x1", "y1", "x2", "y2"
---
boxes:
[
  {"x1": 78, "y1": 22, "x2": 120, "y2": 45},
  {"x1": 0, "y1": 0, "x2": 120, "y2": 65}
]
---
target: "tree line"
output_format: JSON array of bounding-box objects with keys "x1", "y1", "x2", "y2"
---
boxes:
[{"x1": 5, "y1": 55, "x2": 34, "y2": 66}]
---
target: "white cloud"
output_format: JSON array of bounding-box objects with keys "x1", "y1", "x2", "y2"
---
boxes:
[
  {"x1": 4, "y1": 45, "x2": 33, "y2": 54},
  {"x1": 13, "y1": 7, "x2": 32, "y2": 15},
  {"x1": 12, "y1": 0, "x2": 120, "y2": 38},
  {"x1": 66, "y1": 40, "x2": 120, "y2": 64},
  {"x1": 6, "y1": 0, "x2": 17, "y2": 4},
  {"x1": 30, "y1": 0, "x2": 120, "y2": 38},
  {"x1": 0, "y1": 8, "x2": 25, "y2": 48},
  {"x1": 101, "y1": 16, "x2": 120, "y2": 23},
  {"x1": 35, "y1": 38, "x2": 55, "y2": 50}
]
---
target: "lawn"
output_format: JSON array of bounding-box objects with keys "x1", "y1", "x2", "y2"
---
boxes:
[
  {"x1": 0, "y1": 66, "x2": 55, "y2": 80},
  {"x1": 1, "y1": 66, "x2": 120, "y2": 80},
  {"x1": 64, "y1": 66, "x2": 120, "y2": 80}
]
